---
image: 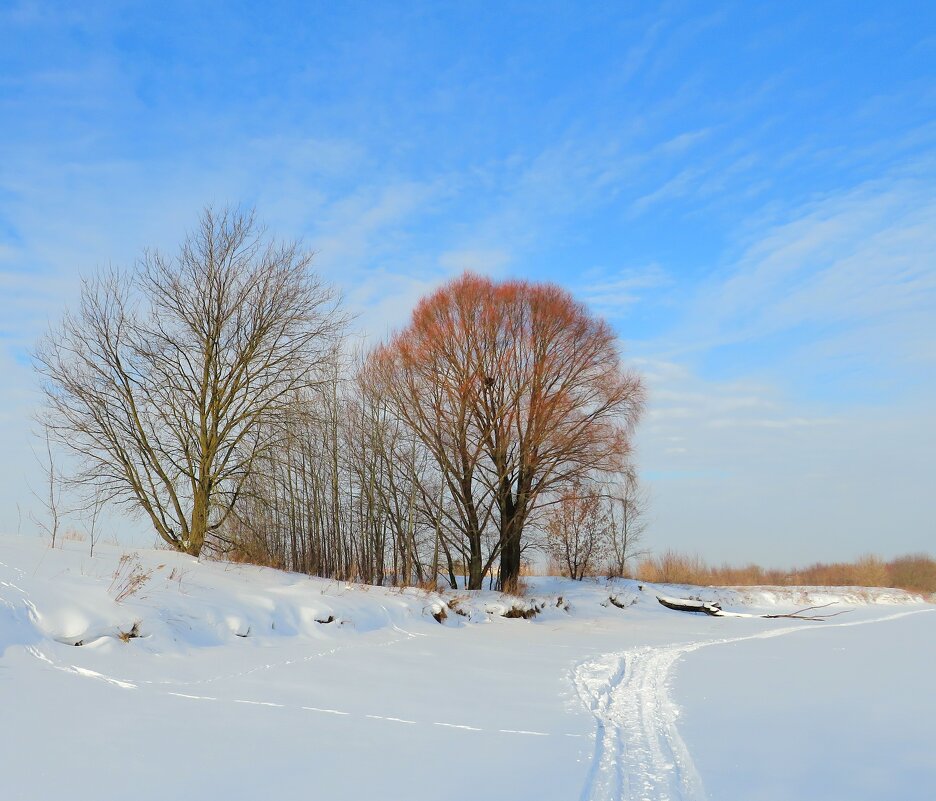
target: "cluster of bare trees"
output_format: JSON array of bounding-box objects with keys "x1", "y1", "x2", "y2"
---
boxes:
[
  {"x1": 543, "y1": 469, "x2": 648, "y2": 581},
  {"x1": 37, "y1": 208, "x2": 646, "y2": 590}
]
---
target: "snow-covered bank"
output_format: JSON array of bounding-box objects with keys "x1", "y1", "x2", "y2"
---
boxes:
[
  {"x1": 2, "y1": 535, "x2": 933, "y2": 801},
  {"x1": 1, "y1": 536, "x2": 926, "y2": 661}
]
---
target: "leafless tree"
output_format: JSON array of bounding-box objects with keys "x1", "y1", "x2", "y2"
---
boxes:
[
  {"x1": 30, "y1": 426, "x2": 64, "y2": 548},
  {"x1": 544, "y1": 483, "x2": 610, "y2": 580},
  {"x1": 36, "y1": 207, "x2": 344, "y2": 556},
  {"x1": 606, "y1": 468, "x2": 649, "y2": 578},
  {"x1": 370, "y1": 272, "x2": 644, "y2": 590},
  {"x1": 82, "y1": 486, "x2": 106, "y2": 558},
  {"x1": 213, "y1": 346, "x2": 441, "y2": 587}
]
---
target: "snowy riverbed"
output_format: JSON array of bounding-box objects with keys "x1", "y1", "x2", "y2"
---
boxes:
[{"x1": 2, "y1": 536, "x2": 932, "y2": 800}]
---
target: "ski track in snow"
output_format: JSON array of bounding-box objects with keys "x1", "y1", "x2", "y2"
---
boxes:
[
  {"x1": 19, "y1": 634, "x2": 575, "y2": 741},
  {"x1": 573, "y1": 607, "x2": 935, "y2": 801},
  {"x1": 23, "y1": 641, "x2": 571, "y2": 738},
  {"x1": 0, "y1": 557, "x2": 28, "y2": 612}
]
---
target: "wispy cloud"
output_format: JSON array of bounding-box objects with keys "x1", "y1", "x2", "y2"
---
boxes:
[
  {"x1": 646, "y1": 162, "x2": 936, "y2": 397},
  {"x1": 580, "y1": 264, "x2": 672, "y2": 314},
  {"x1": 718, "y1": 178, "x2": 936, "y2": 329},
  {"x1": 706, "y1": 416, "x2": 840, "y2": 430}
]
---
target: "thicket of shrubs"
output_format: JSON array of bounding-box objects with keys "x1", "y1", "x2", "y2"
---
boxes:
[{"x1": 633, "y1": 550, "x2": 936, "y2": 595}]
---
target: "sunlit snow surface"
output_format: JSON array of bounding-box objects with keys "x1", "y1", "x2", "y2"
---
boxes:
[{"x1": 1, "y1": 536, "x2": 933, "y2": 801}]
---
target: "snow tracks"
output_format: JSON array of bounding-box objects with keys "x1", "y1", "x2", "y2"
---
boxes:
[
  {"x1": 574, "y1": 644, "x2": 705, "y2": 801},
  {"x1": 573, "y1": 608, "x2": 935, "y2": 801}
]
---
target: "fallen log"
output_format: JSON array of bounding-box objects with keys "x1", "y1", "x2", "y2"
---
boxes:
[
  {"x1": 657, "y1": 595, "x2": 849, "y2": 621},
  {"x1": 657, "y1": 595, "x2": 723, "y2": 616}
]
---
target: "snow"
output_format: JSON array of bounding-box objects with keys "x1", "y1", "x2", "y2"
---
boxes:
[
  {"x1": 675, "y1": 612, "x2": 936, "y2": 801},
  {"x1": 1, "y1": 535, "x2": 933, "y2": 800}
]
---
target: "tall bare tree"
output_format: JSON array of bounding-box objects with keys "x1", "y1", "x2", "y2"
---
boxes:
[
  {"x1": 370, "y1": 272, "x2": 644, "y2": 590},
  {"x1": 36, "y1": 207, "x2": 343, "y2": 556},
  {"x1": 606, "y1": 468, "x2": 648, "y2": 578}
]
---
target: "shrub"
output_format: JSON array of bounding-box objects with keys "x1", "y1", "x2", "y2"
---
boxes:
[{"x1": 109, "y1": 553, "x2": 153, "y2": 603}]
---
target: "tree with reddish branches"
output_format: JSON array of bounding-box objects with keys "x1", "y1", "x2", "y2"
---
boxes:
[
  {"x1": 369, "y1": 272, "x2": 644, "y2": 591},
  {"x1": 545, "y1": 483, "x2": 610, "y2": 581}
]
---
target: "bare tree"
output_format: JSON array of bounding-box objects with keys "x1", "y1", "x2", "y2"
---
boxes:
[
  {"x1": 36, "y1": 207, "x2": 344, "y2": 556},
  {"x1": 544, "y1": 483, "x2": 609, "y2": 581},
  {"x1": 370, "y1": 272, "x2": 644, "y2": 590},
  {"x1": 606, "y1": 468, "x2": 648, "y2": 578},
  {"x1": 215, "y1": 342, "x2": 445, "y2": 588},
  {"x1": 30, "y1": 426, "x2": 64, "y2": 548},
  {"x1": 82, "y1": 486, "x2": 106, "y2": 558}
]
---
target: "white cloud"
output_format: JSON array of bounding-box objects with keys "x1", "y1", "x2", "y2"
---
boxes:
[
  {"x1": 629, "y1": 166, "x2": 936, "y2": 565},
  {"x1": 677, "y1": 170, "x2": 936, "y2": 364},
  {"x1": 706, "y1": 417, "x2": 840, "y2": 430},
  {"x1": 580, "y1": 264, "x2": 671, "y2": 315}
]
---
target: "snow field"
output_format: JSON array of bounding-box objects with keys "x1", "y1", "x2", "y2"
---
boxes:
[{"x1": 2, "y1": 536, "x2": 932, "y2": 801}]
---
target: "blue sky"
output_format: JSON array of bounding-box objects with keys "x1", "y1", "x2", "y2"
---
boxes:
[{"x1": 1, "y1": 1, "x2": 934, "y2": 564}]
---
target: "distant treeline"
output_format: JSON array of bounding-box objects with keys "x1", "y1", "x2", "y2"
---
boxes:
[{"x1": 632, "y1": 550, "x2": 936, "y2": 595}]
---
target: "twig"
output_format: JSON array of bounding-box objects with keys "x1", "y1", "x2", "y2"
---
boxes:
[{"x1": 761, "y1": 602, "x2": 850, "y2": 621}]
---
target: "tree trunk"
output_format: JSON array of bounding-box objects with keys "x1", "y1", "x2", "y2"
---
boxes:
[
  {"x1": 497, "y1": 486, "x2": 527, "y2": 591},
  {"x1": 499, "y1": 532, "x2": 521, "y2": 591},
  {"x1": 186, "y1": 491, "x2": 207, "y2": 556},
  {"x1": 467, "y1": 529, "x2": 484, "y2": 590}
]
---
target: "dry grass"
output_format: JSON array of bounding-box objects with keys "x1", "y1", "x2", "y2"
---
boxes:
[
  {"x1": 500, "y1": 576, "x2": 530, "y2": 597},
  {"x1": 635, "y1": 550, "x2": 936, "y2": 595},
  {"x1": 412, "y1": 575, "x2": 443, "y2": 593},
  {"x1": 544, "y1": 555, "x2": 606, "y2": 580},
  {"x1": 502, "y1": 600, "x2": 544, "y2": 619},
  {"x1": 117, "y1": 622, "x2": 141, "y2": 642},
  {"x1": 518, "y1": 561, "x2": 541, "y2": 577},
  {"x1": 108, "y1": 553, "x2": 153, "y2": 603},
  {"x1": 886, "y1": 554, "x2": 936, "y2": 595},
  {"x1": 62, "y1": 528, "x2": 86, "y2": 543}
]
